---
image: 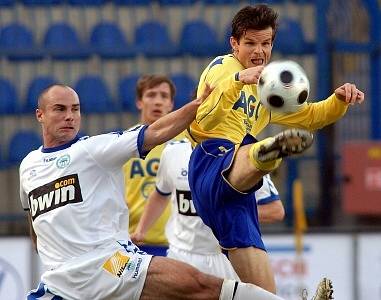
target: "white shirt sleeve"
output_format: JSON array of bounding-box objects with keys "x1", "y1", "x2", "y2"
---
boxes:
[
  {"x1": 155, "y1": 145, "x2": 172, "y2": 196},
  {"x1": 255, "y1": 174, "x2": 280, "y2": 205},
  {"x1": 19, "y1": 164, "x2": 30, "y2": 210},
  {"x1": 82, "y1": 125, "x2": 148, "y2": 170}
]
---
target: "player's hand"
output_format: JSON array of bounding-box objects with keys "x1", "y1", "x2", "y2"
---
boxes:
[
  {"x1": 192, "y1": 83, "x2": 214, "y2": 106},
  {"x1": 334, "y1": 83, "x2": 364, "y2": 105},
  {"x1": 238, "y1": 65, "x2": 265, "y2": 84},
  {"x1": 130, "y1": 231, "x2": 145, "y2": 245}
]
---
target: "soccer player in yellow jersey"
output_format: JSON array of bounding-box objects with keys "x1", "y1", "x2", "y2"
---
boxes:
[
  {"x1": 187, "y1": 4, "x2": 363, "y2": 298},
  {"x1": 124, "y1": 74, "x2": 183, "y2": 255}
]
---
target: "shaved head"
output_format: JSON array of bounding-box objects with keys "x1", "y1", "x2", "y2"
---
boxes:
[{"x1": 38, "y1": 84, "x2": 78, "y2": 110}]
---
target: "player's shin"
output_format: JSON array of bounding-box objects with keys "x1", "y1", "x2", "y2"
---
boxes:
[
  {"x1": 219, "y1": 279, "x2": 285, "y2": 300},
  {"x1": 248, "y1": 139, "x2": 282, "y2": 172}
]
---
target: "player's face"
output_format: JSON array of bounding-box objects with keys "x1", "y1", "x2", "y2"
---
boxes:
[
  {"x1": 231, "y1": 27, "x2": 273, "y2": 69},
  {"x1": 36, "y1": 87, "x2": 81, "y2": 148},
  {"x1": 136, "y1": 82, "x2": 174, "y2": 125}
]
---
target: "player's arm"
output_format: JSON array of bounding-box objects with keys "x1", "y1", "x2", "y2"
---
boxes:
[
  {"x1": 28, "y1": 212, "x2": 38, "y2": 252},
  {"x1": 143, "y1": 85, "x2": 212, "y2": 152},
  {"x1": 271, "y1": 83, "x2": 365, "y2": 130},
  {"x1": 258, "y1": 200, "x2": 285, "y2": 223},
  {"x1": 196, "y1": 66, "x2": 263, "y2": 131},
  {"x1": 130, "y1": 190, "x2": 170, "y2": 244}
]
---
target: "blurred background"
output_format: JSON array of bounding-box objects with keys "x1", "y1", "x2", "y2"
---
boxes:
[{"x1": 0, "y1": 0, "x2": 380, "y2": 299}]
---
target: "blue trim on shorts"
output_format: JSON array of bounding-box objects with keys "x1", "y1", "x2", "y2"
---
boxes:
[
  {"x1": 28, "y1": 282, "x2": 63, "y2": 300},
  {"x1": 139, "y1": 245, "x2": 168, "y2": 256},
  {"x1": 188, "y1": 135, "x2": 266, "y2": 250}
]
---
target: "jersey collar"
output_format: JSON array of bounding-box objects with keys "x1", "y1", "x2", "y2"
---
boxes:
[{"x1": 41, "y1": 135, "x2": 81, "y2": 153}]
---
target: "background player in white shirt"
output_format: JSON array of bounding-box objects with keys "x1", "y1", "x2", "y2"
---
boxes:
[
  {"x1": 131, "y1": 138, "x2": 284, "y2": 280},
  {"x1": 20, "y1": 84, "x2": 295, "y2": 300}
]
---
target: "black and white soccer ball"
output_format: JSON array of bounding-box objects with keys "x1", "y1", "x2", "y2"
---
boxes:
[{"x1": 257, "y1": 60, "x2": 310, "y2": 113}]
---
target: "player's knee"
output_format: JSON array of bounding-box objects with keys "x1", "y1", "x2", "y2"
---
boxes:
[{"x1": 188, "y1": 269, "x2": 222, "y2": 298}]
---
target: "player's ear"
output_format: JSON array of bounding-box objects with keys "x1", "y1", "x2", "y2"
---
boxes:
[
  {"x1": 230, "y1": 37, "x2": 238, "y2": 52},
  {"x1": 135, "y1": 99, "x2": 143, "y2": 111},
  {"x1": 36, "y1": 108, "x2": 43, "y2": 123}
]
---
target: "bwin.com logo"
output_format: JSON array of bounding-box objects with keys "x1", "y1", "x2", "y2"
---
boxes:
[
  {"x1": 56, "y1": 154, "x2": 71, "y2": 169},
  {"x1": 0, "y1": 258, "x2": 24, "y2": 300}
]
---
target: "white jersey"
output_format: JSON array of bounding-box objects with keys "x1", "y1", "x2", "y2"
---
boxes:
[
  {"x1": 19, "y1": 126, "x2": 147, "y2": 271},
  {"x1": 156, "y1": 139, "x2": 280, "y2": 255}
]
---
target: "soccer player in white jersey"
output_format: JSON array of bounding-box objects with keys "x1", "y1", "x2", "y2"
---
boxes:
[
  {"x1": 20, "y1": 84, "x2": 301, "y2": 300},
  {"x1": 131, "y1": 138, "x2": 284, "y2": 281}
]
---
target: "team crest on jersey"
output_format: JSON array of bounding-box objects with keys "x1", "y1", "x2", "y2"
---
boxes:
[
  {"x1": 56, "y1": 154, "x2": 71, "y2": 169},
  {"x1": 28, "y1": 174, "x2": 83, "y2": 220},
  {"x1": 103, "y1": 251, "x2": 131, "y2": 278}
]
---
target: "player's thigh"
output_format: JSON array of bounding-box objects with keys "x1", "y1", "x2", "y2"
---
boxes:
[{"x1": 140, "y1": 256, "x2": 222, "y2": 300}]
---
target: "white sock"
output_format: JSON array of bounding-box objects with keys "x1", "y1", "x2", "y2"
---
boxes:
[{"x1": 219, "y1": 279, "x2": 285, "y2": 300}]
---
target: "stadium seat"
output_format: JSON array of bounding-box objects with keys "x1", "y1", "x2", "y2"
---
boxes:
[
  {"x1": 67, "y1": 0, "x2": 106, "y2": 5},
  {"x1": 118, "y1": 74, "x2": 140, "y2": 112},
  {"x1": 0, "y1": 0, "x2": 14, "y2": 6},
  {"x1": 7, "y1": 130, "x2": 42, "y2": 164},
  {"x1": 170, "y1": 73, "x2": 196, "y2": 109},
  {"x1": 273, "y1": 18, "x2": 314, "y2": 55},
  {"x1": 0, "y1": 78, "x2": 18, "y2": 114},
  {"x1": 74, "y1": 75, "x2": 115, "y2": 113},
  {"x1": 201, "y1": 0, "x2": 236, "y2": 4},
  {"x1": 158, "y1": 0, "x2": 197, "y2": 5},
  {"x1": 113, "y1": 0, "x2": 150, "y2": 4},
  {"x1": 21, "y1": 0, "x2": 63, "y2": 5},
  {"x1": 134, "y1": 21, "x2": 178, "y2": 58},
  {"x1": 24, "y1": 76, "x2": 57, "y2": 113},
  {"x1": 179, "y1": 20, "x2": 224, "y2": 57},
  {"x1": 0, "y1": 23, "x2": 42, "y2": 60},
  {"x1": 43, "y1": 22, "x2": 89, "y2": 60},
  {"x1": 90, "y1": 21, "x2": 135, "y2": 59}
]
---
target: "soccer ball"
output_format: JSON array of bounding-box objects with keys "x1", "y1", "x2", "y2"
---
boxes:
[{"x1": 257, "y1": 60, "x2": 310, "y2": 113}]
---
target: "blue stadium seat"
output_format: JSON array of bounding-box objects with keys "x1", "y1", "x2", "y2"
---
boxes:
[
  {"x1": 113, "y1": 0, "x2": 150, "y2": 4},
  {"x1": 8, "y1": 130, "x2": 42, "y2": 164},
  {"x1": 118, "y1": 74, "x2": 140, "y2": 112},
  {"x1": 170, "y1": 73, "x2": 196, "y2": 109},
  {"x1": 43, "y1": 22, "x2": 89, "y2": 60},
  {"x1": 273, "y1": 18, "x2": 314, "y2": 55},
  {"x1": 21, "y1": 0, "x2": 63, "y2": 5},
  {"x1": 158, "y1": 0, "x2": 197, "y2": 5},
  {"x1": 90, "y1": 21, "x2": 135, "y2": 59},
  {"x1": 24, "y1": 76, "x2": 57, "y2": 113},
  {"x1": 179, "y1": 20, "x2": 224, "y2": 57},
  {"x1": 0, "y1": 23, "x2": 42, "y2": 60},
  {"x1": 0, "y1": 0, "x2": 14, "y2": 6},
  {"x1": 135, "y1": 21, "x2": 178, "y2": 58},
  {"x1": 67, "y1": 0, "x2": 106, "y2": 5},
  {"x1": 75, "y1": 75, "x2": 115, "y2": 113},
  {"x1": 201, "y1": 0, "x2": 235, "y2": 3},
  {"x1": 0, "y1": 78, "x2": 18, "y2": 114}
]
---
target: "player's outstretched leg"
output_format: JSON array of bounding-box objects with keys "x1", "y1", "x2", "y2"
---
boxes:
[
  {"x1": 249, "y1": 128, "x2": 314, "y2": 171},
  {"x1": 303, "y1": 277, "x2": 334, "y2": 300}
]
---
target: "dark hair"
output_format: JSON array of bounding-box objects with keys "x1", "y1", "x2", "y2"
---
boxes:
[
  {"x1": 231, "y1": 4, "x2": 278, "y2": 42},
  {"x1": 136, "y1": 74, "x2": 176, "y2": 101}
]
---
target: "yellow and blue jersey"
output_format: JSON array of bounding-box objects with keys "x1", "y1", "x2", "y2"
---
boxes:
[
  {"x1": 123, "y1": 126, "x2": 185, "y2": 246},
  {"x1": 187, "y1": 54, "x2": 349, "y2": 146}
]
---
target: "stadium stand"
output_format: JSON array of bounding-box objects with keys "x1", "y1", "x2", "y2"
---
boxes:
[
  {"x1": 24, "y1": 76, "x2": 57, "y2": 113},
  {"x1": 134, "y1": 21, "x2": 179, "y2": 57},
  {"x1": 7, "y1": 130, "x2": 42, "y2": 165},
  {"x1": 0, "y1": 78, "x2": 19, "y2": 115},
  {"x1": 43, "y1": 22, "x2": 89, "y2": 60},
  {"x1": 74, "y1": 75, "x2": 115, "y2": 113},
  {"x1": 90, "y1": 21, "x2": 136, "y2": 59},
  {"x1": 0, "y1": 23, "x2": 42, "y2": 60},
  {"x1": 179, "y1": 20, "x2": 224, "y2": 57},
  {"x1": 170, "y1": 73, "x2": 196, "y2": 109},
  {"x1": 118, "y1": 74, "x2": 140, "y2": 112}
]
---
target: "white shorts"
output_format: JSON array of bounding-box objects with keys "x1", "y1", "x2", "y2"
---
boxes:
[
  {"x1": 167, "y1": 246, "x2": 240, "y2": 281},
  {"x1": 36, "y1": 239, "x2": 152, "y2": 300}
]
